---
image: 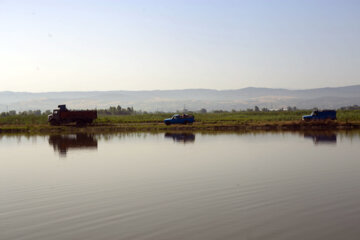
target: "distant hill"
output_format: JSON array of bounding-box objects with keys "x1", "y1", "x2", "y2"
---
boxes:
[{"x1": 1, "y1": 85, "x2": 360, "y2": 112}]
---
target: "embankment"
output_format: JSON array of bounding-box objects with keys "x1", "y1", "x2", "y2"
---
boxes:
[{"x1": 0, "y1": 121, "x2": 359, "y2": 134}]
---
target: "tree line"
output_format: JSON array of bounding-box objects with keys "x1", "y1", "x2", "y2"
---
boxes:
[
  {"x1": 97, "y1": 106, "x2": 135, "y2": 115},
  {"x1": 1, "y1": 105, "x2": 358, "y2": 117},
  {"x1": 0, "y1": 110, "x2": 51, "y2": 117},
  {"x1": 0, "y1": 106, "x2": 136, "y2": 117}
]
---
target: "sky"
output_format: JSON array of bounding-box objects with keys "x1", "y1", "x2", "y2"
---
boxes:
[{"x1": 1, "y1": 0, "x2": 360, "y2": 92}]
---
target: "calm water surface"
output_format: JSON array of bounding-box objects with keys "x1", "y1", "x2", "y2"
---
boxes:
[{"x1": 1, "y1": 131, "x2": 360, "y2": 240}]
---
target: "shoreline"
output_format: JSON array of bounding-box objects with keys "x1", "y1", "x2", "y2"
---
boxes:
[{"x1": 0, "y1": 121, "x2": 360, "y2": 134}]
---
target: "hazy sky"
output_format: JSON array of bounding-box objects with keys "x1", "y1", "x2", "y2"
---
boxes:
[{"x1": 1, "y1": 0, "x2": 360, "y2": 92}]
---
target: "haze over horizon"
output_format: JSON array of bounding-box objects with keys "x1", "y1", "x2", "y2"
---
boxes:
[
  {"x1": 1, "y1": 0, "x2": 360, "y2": 92},
  {"x1": 1, "y1": 84, "x2": 360, "y2": 94},
  {"x1": 1, "y1": 85, "x2": 360, "y2": 112}
]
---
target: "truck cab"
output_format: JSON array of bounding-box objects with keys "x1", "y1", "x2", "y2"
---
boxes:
[
  {"x1": 164, "y1": 114, "x2": 195, "y2": 125},
  {"x1": 302, "y1": 110, "x2": 336, "y2": 121},
  {"x1": 48, "y1": 105, "x2": 67, "y2": 124}
]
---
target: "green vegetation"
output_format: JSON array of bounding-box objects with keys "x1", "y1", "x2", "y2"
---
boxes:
[
  {"x1": 96, "y1": 113, "x2": 171, "y2": 124},
  {"x1": 0, "y1": 115, "x2": 47, "y2": 125},
  {"x1": 337, "y1": 110, "x2": 360, "y2": 122},
  {"x1": 1, "y1": 110, "x2": 360, "y2": 127},
  {"x1": 96, "y1": 110, "x2": 360, "y2": 124}
]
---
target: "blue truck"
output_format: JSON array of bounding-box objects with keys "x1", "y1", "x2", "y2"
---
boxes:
[
  {"x1": 302, "y1": 110, "x2": 336, "y2": 121},
  {"x1": 164, "y1": 114, "x2": 195, "y2": 125}
]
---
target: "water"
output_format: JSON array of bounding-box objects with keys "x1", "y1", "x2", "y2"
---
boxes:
[{"x1": 1, "y1": 131, "x2": 360, "y2": 240}]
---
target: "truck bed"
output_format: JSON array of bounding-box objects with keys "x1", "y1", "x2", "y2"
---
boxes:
[{"x1": 59, "y1": 110, "x2": 97, "y2": 120}]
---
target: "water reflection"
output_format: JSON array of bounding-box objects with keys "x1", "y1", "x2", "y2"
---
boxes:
[
  {"x1": 304, "y1": 131, "x2": 337, "y2": 145},
  {"x1": 3, "y1": 131, "x2": 360, "y2": 240},
  {"x1": 48, "y1": 134, "x2": 98, "y2": 156},
  {"x1": 164, "y1": 132, "x2": 195, "y2": 144}
]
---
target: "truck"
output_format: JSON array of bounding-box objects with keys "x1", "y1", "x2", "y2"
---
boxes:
[
  {"x1": 302, "y1": 110, "x2": 336, "y2": 121},
  {"x1": 48, "y1": 105, "x2": 97, "y2": 126},
  {"x1": 164, "y1": 114, "x2": 195, "y2": 125}
]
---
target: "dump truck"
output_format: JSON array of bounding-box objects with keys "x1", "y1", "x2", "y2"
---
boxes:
[
  {"x1": 164, "y1": 114, "x2": 195, "y2": 125},
  {"x1": 302, "y1": 110, "x2": 336, "y2": 121},
  {"x1": 48, "y1": 105, "x2": 97, "y2": 126}
]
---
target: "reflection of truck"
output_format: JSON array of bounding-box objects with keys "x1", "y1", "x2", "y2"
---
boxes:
[
  {"x1": 164, "y1": 114, "x2": 195, "y2": 125},
  {"x1": 304, "y1": 132, "x2": 337, "y2": 145},
  {"x1": 302, "y1": 110, "x2": 336, "y2": 121},
  {"x1": 48, "y1": 105, "x2": 97, "y2": 126},
  {"x1": 49, "y1": 134, "x2": 98, "y2": 156},
  {"x1": 164, "y1": 132, "x2": 195, "y2": 143}
]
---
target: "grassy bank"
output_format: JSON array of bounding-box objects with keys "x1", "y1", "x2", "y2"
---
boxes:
[
  {"x1": 0, "y1": 110, "x2": 360, "y2": 133},
  {"x1": 91, "y1": 110, "x2": 360, "y2": 124},
  {"x1": 96, "y1": 111, "x2": 314, "y2": 124}
]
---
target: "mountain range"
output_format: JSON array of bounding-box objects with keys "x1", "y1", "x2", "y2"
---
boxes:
[{"x1": 1, "y1": 85, "x2": 360, "y2": 112}]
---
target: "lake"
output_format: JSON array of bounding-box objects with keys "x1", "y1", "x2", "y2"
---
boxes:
[{"x1": 1, "y1": 131, "x2": 360, "y2": 240}]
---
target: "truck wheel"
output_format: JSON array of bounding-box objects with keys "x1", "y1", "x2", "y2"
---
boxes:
[
  {"x1": 184, "y1": 121, "x2": 188, "y2": 125},
  {"x1": 165, "y1": 122, "x2": 171, "y2": 126},
  {"x1": 49, "y1": 120, "x2": 59, "y2": 126},
  {"x1": 76, "y1": 121, "x2": 85, "y2": 127}
]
